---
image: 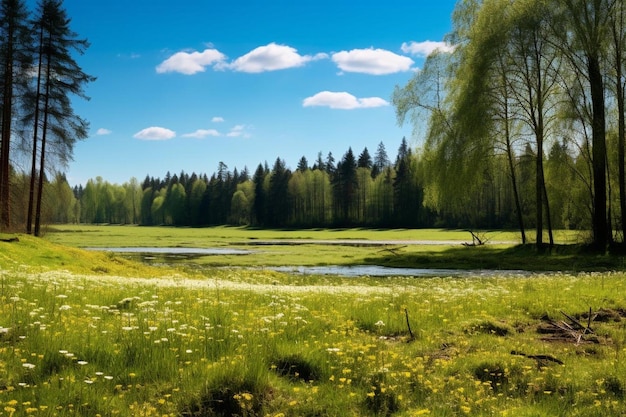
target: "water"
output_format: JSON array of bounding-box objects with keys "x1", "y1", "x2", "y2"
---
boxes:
[
  {"x1": 86, "y1": 247, "x2": 530, "y2": 278},
  {"x1": 86, "y1": 247, "x2": 254, "y2": 255},
  {"x1": 268, "y1": 265, "x2": 530, "y2": 278}
]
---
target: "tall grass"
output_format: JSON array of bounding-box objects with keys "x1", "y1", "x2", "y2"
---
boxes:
[{"x1": 1, "y1": 265, "x2": 625, "y2": 416}]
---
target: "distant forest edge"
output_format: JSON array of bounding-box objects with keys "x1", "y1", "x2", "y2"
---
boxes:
[{"x1": 5, "y1": 135, "x2": 606, "y2": 237}]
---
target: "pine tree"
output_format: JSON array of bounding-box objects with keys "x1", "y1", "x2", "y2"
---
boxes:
[
  {"x1": 372, "y1": 142, "x2": 389, "y2": 178},
  {"x1": 0, "y1": 0, "x2": 32, "y2": 230},
  {"x1": 357, "y1": 147, "x2": 372, "y2": 169},
  {"x1": 26, "y1": 0, "x2": 94, "y2": 235}
]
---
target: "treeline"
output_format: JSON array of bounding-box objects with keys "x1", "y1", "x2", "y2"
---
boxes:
[
  {"x1": 73, "y1": 139, "x2": 433, "y2": 228},
  {"x1": 19, "y1": 135, "x2": 593, "y2": 232}
]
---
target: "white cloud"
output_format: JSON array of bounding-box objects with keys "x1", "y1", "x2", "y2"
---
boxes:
[
  {"x1": 400, "y1": 41, "x2": 456, "y2": 57},
  {"x1": 303, "y1": 91, "x2": 389, "y2": 110},
  {"x1": 133, "y1": 126, "x2": 176, "y2": 140},
  {"x1": 96, "y1": 128, "x2": 111, "y2": 135},
  {"x1": 156, "y1": 48, "x2": 226, "y2": 75},
  {"x1": 227, "y1": 125, "x2": 252, "y2": 138},
  {"x1": 212, "y1": 116, "x2": 225, "y2": 123},
  {"x1": 228, "y1": 43, "x2": 327, "y2": 73},
  {"x1": 331, "y1": 48, "x2": 414, "y2": 75},
  {"x1": 182, "y1": 129, "x2": 221, "y2": 139}
]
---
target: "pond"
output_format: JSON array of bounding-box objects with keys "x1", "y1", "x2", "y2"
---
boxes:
[
  {"x1": 87, "y1": 247, "x2": 532, "y2": 278},
  {"x1": 267, "y1": 265, "x2": 531, "y2": 277},
  {"x1": 87, "y1": 247, "x2": 254, "y2": 255}
]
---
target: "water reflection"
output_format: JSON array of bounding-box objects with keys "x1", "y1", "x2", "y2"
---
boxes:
[
  {"x1": 87, "y1": 247, "x2": 531, "y2": 278},
  {"x1": 86, "y1": 247, "x2": 253, "y2": 255},
  {"x1": 268, "y1": 265, "x2": 530, "y2": 278}
]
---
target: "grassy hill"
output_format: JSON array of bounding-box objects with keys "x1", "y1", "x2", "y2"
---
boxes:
[{"x1": 0, "y1": 233, "x2": 168, "y2": 277}]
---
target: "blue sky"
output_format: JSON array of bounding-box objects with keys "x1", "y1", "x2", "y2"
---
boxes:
[{"x1": 54, "y1": 0, "x2": 457, "y2": 186}]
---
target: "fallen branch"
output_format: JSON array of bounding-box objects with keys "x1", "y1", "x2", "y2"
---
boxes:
[
  {"x1": 539, "y1": 308, "x2": 598, "y2": 344},
  {"x1": 511, "y1": 350, "x2": 564, "y2": 367},
  {"x1": 462, "y1": 230, "x2": 488, "y2": 247},
  {"x1": 378, "y1": 246, "x2": 407, "y2": 256}
]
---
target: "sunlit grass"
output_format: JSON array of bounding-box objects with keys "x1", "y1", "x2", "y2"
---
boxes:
[
  {"x1": 0, "y1": 227, "x2": 623, "y2": 415},
  {"x1": 41, "y1": 225, "x2": 604, "y2": 271},
  {"x1": 1, "y1": 262, "x2": 626, "y2": 416},
  {"x1": 45, "y1": 224, "x2": 526, "y2": 247}
]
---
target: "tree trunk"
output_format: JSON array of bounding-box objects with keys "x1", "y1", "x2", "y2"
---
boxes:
[
  {"x1": 503, "y1": 96, "x2": 526, "y2": 244},
  {"x1": 613, "y1": 19, "x2": 626, "y2": 244},
  {"x1": 0, "y1": 22, "x2": 14, "y2": 231},
  {"x1": 589, "y1": 54, "x2": 608, "y2": 250},
  {"x1": 34, "y1": 39, "x2": 52, "y2": 237},
  {"x1": 542, "y1": 177, "x2": 554, "y2": 246},
  {"x1": 26, "y1": 23, "x2": 44, "y2": 234},
  {"x1": 536, "y1": 128, "x2": 544, "y2": 247}
]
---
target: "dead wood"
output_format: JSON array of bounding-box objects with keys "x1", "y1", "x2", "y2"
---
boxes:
[
  {"x1": 511, "y1": 350, "x2": 564, "y2": 367},
  {"x1": 538, "y1": 308, "x2": 598, "y2": 344}
]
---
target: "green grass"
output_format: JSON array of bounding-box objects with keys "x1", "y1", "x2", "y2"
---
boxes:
[
  {"x1": 0, "y1": 226, "x2": 625, "y2": 415},
  {"x1": 45, "y1": 224, "x2": 524, "y2": 245},
  {"x1": 1, "y1": 254, "x2": 626, "y2": 415},
  {"x1": 0, "y1": 233, "x2": 182, "y2": 278},
  {"x1": 42, "y1": 225, "x2": 624, "y2": 271}
]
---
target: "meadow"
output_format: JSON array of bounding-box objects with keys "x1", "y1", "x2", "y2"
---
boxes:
[{"x1": 0, "y1": 227, "x2": 625, "y2": 416}]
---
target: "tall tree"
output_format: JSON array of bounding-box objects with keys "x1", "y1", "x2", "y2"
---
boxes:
[
  {"x1": 252, "y1": 163, "x2": 267, "y2": 226},
  {"x1": 297, "y1": 156, "x2": 308, "y2": 172},
  {"x1": 333, "y1": 148, "x2": 357, "y2": 225},
  {"x1": 393, "y1": 138, "x2": 422, "y2": 227},
  {"x1": 0, "y1": 0, "x2": 31, "y2": 230},
  {"x1": 371, "y1": 142, "x2": 389, "y2": 178},
  {"x1": 609, "y1": 1, "x2": 626, "y2": 242},
  {"x1": 556, "y1": 0, "x2": 616, "y2": 249},
  {"x1": 448, "y1": 0, "x2": 529, "y2": 243},
  {"x1": 267, "y1": 158, "x2": 290, "y2": 227},
  {"x1": 357, "y1": 147, "x2": 372, "y2": 169},
  {"x1": 28, "y1": 0, "x2": 94, "y2": 236}
]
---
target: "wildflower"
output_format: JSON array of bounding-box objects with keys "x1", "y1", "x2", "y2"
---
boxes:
[
  {"x1": 375, "y1": 320, "x2": 385, "y2": 327},
  {"x1": 22, "y1": 363, "x2": 36, "y2": 369}
]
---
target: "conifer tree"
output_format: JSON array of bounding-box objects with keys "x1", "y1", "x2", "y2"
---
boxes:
[
  {"x1": 26, "y1": 0, "x2": 94, "y2": 235},
  {"x1": 0, "y1": 0, "x2": 31, "y2": 230}
]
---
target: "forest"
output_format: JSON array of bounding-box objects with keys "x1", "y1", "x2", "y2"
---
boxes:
[
  {"x1": 3, "y1": 0, "x2": 626, "y2": 251},
  {"x1": 3, "y1": 133, "x2": 601, "y2": 236}
]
